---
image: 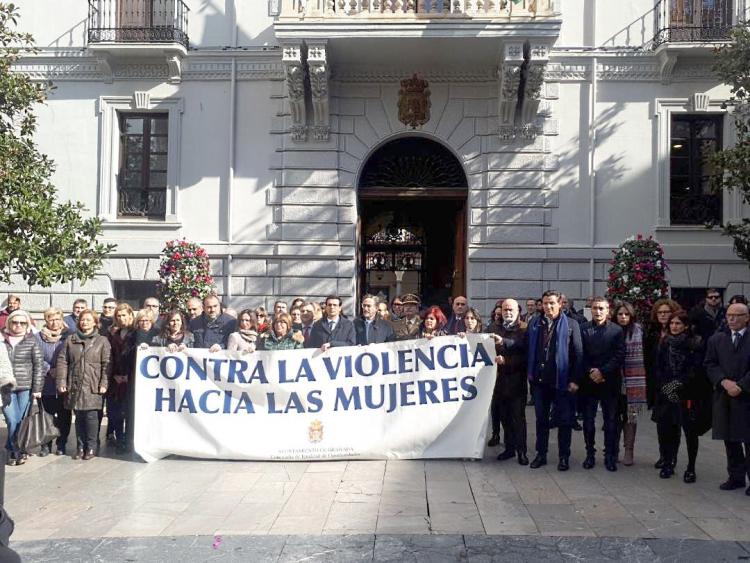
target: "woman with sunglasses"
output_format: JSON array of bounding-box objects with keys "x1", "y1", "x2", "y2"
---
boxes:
[{"x1": 1, "y1": 310, "x2": 43, "y2": 465}]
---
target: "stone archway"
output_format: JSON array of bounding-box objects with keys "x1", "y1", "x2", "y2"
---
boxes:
[{"x1": 357, "y1": 136, "x2": 468, "y2": 307}]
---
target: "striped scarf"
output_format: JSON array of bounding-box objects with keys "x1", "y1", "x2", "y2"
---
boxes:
[{"x1": 623, "y1": 323, "x2": 647, "y2": 416}]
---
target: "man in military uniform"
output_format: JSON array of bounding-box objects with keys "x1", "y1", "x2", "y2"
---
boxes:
[{"x1": 392, "y1": 294, "x2": 422, "y2": 341}]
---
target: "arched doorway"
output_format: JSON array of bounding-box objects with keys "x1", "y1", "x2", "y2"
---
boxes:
[{"x1": 358, "y1": 137, "x2": 468, "y2": 307}]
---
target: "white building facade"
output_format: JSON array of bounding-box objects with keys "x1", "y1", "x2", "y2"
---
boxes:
[{"x1": 7, "y1": 0, "x2": 750, "y2": 315}]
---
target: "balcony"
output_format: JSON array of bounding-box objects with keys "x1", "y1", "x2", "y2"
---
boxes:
[
  {"x1": 652, "y1": 0, "x2": 741, "y2": 45},
  {"x1": 87, "y1": 0, "x2": 189, "y2": 57},
  {"x1": 651, "y1": 0, "x2": 745, "y2": 82},
  {"x1": 275, "y1": 0, "x2": 560, "y2": 41},
  {"x1": 280, "y1": 0, "x2": 556, "y2": 20}
]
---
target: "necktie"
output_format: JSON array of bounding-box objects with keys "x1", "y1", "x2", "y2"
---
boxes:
[
  {"x1": 303, "y1": 326, "x2": 310, "y2": 343},
  {"x1": 365, "y1": 321, "x2": 371, "y2": 343},
  {"x1": 733, "y1": 332, "x2": 740, "y2": 349},
  {"x1": 328, "y1": 320, "x2": 334, "y2": 332}
]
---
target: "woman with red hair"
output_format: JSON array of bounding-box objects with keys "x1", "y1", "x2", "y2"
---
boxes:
[{"x1": 420, "y1": 306, "x2": 447, "y2": 339}]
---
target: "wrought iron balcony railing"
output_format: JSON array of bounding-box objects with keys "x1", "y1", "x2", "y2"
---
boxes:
[
  {"x1": 670, "y1": 193, "x2": 722, "y2": 225},
  {"x1": 87, "y1": 0, "x2": 189, "y2": 48},
  {"x1": 653, "y1": 0, "x2": 741, "y2": 46},
  {"x1": 280, "y1": 0, "x2": 556, "y2": 19},
  {"x1": 118, "y1": 187, "x2": 167, "y2": 218}
]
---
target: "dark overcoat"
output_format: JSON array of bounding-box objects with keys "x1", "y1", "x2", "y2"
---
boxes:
[{"x1": 705, "y1": 330, "x2": 750, "y2": 442}]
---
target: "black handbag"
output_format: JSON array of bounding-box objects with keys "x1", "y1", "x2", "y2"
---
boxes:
[{"x1": 16, "y1": 398, "x2": 60, "y2": 453}]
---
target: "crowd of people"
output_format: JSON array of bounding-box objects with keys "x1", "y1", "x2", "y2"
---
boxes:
[{"x1": 0, "y1": 288, "x2": 748, "y2": 499}]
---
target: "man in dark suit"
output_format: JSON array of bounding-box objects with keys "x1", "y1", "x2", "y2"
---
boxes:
[
  {"x1": 489, "y1": 299, "x2": 529, "y2": 466},
  {"x1": 578, "y1": 297, "x2": 625, "y2": 472},
  {"x1": 445, "y1": 295, "x2": 468, "y2": 335},
  {"x1": 527, "y1": 290, "x2": 584, "y2": 472},
  {"x1": 705, "y1": 302, "x2": 750, "y2": 495},
  {"x1": 354, "y1": 295, "x2": 395, "y2": 345},
  {"x1": 190, "y1": 294, "x2": 237, "y2": 350},
  {"x1": 307, "y1": 295, "x2": 356, "y2": 351}
]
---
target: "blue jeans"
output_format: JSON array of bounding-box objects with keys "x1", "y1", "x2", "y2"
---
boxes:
[
  {"x1": 533, "y1": 385, "x2": 575, "y2": 458},
  {"x1": 3, "y1": 390, "x2": 31, "y2": 458},
  {"x1": 580, "y1": 394, "x2": 620, "y2": 458}
]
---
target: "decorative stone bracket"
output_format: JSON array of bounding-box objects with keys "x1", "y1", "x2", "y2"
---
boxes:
[
  {"x1": 497, "y1": 41, "x2": 549, "y2": 141},
  {"x1": 281, "y1": 41, "x2": 330, "y2": 142}
]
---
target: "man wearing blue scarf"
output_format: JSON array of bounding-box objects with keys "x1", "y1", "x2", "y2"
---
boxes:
[{"x1": 526, "y1": 290, "x2": 584, "y2": 471}]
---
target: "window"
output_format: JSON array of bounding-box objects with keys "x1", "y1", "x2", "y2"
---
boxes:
[
  {"x1": 98, "y1": 95, "x2": 183, "y2": 225},
  {"x1": 669, "y1": 114, "x2": 722, "y2": 225},
  {"x1": 118, "y1": 113, "x2": 168, "y2": 219},
  {"x1": 114, "y1": 280, "x2": 159, "y2": 310}
]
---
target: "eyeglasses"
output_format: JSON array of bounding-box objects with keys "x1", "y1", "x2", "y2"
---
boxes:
[{"x1": 10, "y1": 321, "x2": 27, "y2": 326}]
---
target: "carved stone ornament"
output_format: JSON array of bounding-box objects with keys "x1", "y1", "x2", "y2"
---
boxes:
[
  {"x1": 282, "y1": 44, "x2": 306, "y2": 141},
  {"x1": 398, "y1": 74, "x2": 431, "y2": 129},
  {"x1": 307, "y1": 42, "x2": 330, "y2": 141}
]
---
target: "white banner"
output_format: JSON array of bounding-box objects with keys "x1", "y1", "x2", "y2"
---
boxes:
[{"x1": 133, "y1": 334, "x2": 497, "y2": 462}]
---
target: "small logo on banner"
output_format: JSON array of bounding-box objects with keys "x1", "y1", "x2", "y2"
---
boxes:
[{"x1": 308, "y1": 419, "x2": 324, "y2": 443}]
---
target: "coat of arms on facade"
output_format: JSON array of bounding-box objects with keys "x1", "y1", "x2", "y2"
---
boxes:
[
  {"x1": 308, "y1": 420, "x2": 324, "y2": 443},
  {"x1": 398, "y1": 74, "x2": 431, "y2": 130}
]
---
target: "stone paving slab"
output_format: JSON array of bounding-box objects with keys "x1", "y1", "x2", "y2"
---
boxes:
[
  {"x1": 11, "y1": 534, "x2": 750, "y2": 562},
  {"x1": 5, "y1": 408, "x2": 750, "y2": 544}
]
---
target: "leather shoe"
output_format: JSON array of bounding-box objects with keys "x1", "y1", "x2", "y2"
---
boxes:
[
  {"x1": 557, "y1": 457, "x2": 570, "y2": 471},
  {"x1": 719, "y1": 479, "x2": 746, "y2": 491},
  {"x1": 683, "y1": 470, "x2": 696, "y2": 483},
  {"x1": 654, "y1": 457, "x2": 665, "y2": 469},
  {"x1": 82, "y1": 449, "x2": 95, "y2": 461},
  {"x1": 530, "y1": 455, "x2": 547, "y2": 469},
  {"x1": 605, "y1": 457, "x2": 617, "y2": 472},
  {"x1": 487, "y1": 434, "x2": 501, "y2": 447},
  {"x1": 659, "y1": 465, "x2": 674, "y2": 479},
  {"x1": 72, "y1": 448, "x2": 84, "y2": 460},
  {"x1": 582, "y1": 455, "x2": 595, "y2": 469},
  {"x1": 517, "y1": 452, "x2": 529, "y2": 466},
  {"x1": 496, "y1": 449, "x2": 515, "y2": 461}
]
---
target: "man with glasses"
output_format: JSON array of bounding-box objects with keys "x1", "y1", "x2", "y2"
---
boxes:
[
  {"x1": 142, "y1": 297, "x2": 162, "y2": 329},
  {"x1": 690, "y1": 288, "x2": 725, "y2": 342},
  {"x1": 578, "y1": 297, "x2": 625, "y2": 472},
  {"x1": 307, "y1": 296, "x2": 356, "y2": 351},
  {"x1": 64, "y1": 298, "x2": 88, "y2": 332},
  {"x1": 705, "y1": 303, "x2": 750, "y2": 496},
  {"x1": 99, "y1": 298, "x2": 117, "y2": 334},
  {"x1": 488, "y1": 299, "x2": 529, "y2": 465}
]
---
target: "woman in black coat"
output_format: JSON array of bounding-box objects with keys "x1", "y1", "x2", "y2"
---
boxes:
[
  {"x1": 644, "y1": 298, "x2": 681, "y2": 468},
  {"x1": 652, "y1": 311, "x2": 710, "y2": 482}
]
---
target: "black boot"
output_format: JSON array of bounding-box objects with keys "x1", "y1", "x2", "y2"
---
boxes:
[
  {"x1": 605, "y1": 455, "x2": 618, "y2": 472},
  {"x1": 582, "y1": 454, "x2": 595, "y2": 469}
]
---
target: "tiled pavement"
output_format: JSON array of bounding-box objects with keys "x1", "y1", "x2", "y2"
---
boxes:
[{"x1": 5, "y1": 408, "x2": 750, "y2": 560}]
